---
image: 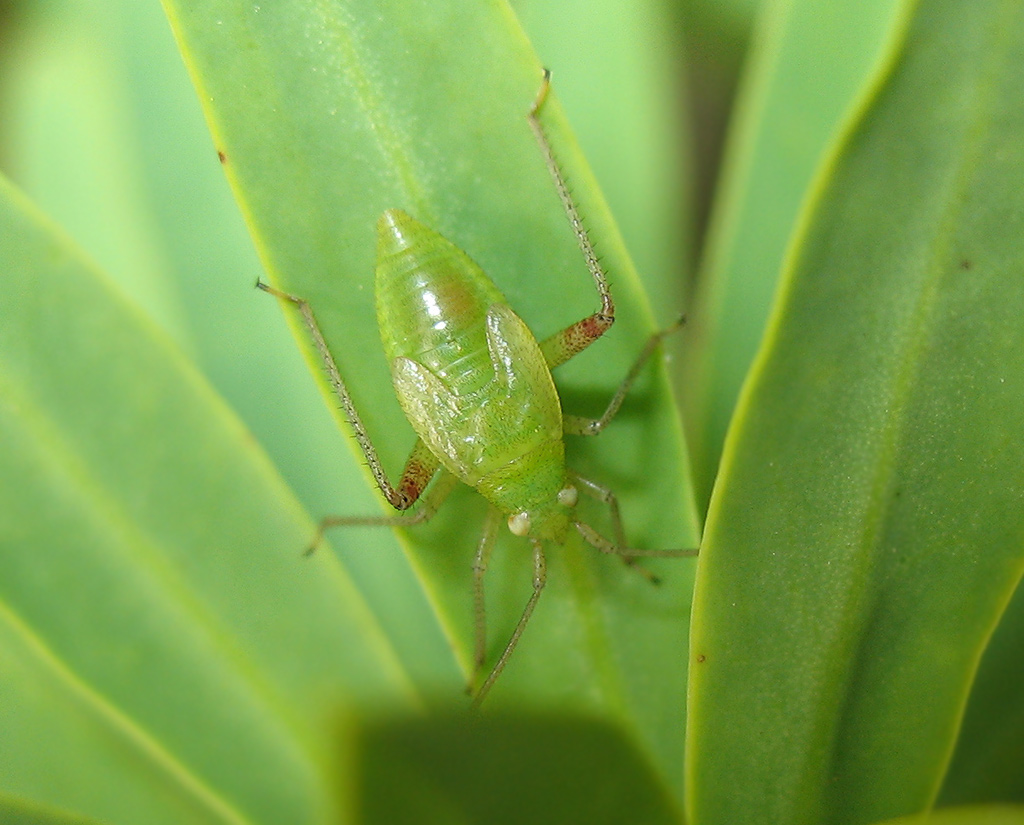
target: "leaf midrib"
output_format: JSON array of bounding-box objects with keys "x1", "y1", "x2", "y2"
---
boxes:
[
  {"x1": 0, "y1": 599, "x2": 255, "y2": 825},
  {"x1": 798, "y1": 2, "x2": 1018, "y2": 817}
]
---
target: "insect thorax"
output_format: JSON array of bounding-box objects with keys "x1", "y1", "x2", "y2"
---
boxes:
[{"x1": 476, "y1": 439, "x2": 572, "y2": 542}]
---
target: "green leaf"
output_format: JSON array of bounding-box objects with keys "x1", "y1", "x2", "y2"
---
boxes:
[
  {"x1": 350, "y1": 711, "x2": 681, "y2": 825},
  {"x1": 687, "y1": 0, "x2": 1024, "y2": 823},
  {"x1": 0, "y1": 174, "x2": 414, "y2": 822},
  {"x1": 9, "y1": 0, "x2": 459, "y2": 689},
  {"x1": 682, "y1": 0, "x2": 913, "y2": 508},
  {"x1": 161, "y1": 0, "x2": 698, "y2": 799},
  {"x1": 939, "y1": 580, "x2": 1024, "y2": 804},
  {"x1": 681, "y1": 0, "x2": 765, "y2": 40},
  {"x1": 2, "y1": 0, "x2": 189, "y2": 339},
  {"x1": 512, "y1": 0, "x2": 693, "y2": 299},
  {"x1": 872, "y1": 805, "x2": 1024, "y2": 825},
  {"x1": 0, "y1": 792, "x2": 107, "y2": 825}
]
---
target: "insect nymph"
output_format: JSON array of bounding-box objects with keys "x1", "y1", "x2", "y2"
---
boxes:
[{"x1": 260, "y1": 71, "x2": 695, "y2": 705}]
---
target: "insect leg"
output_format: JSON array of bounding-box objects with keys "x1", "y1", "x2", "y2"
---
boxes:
[
  {"x1": 563, "y1": 316, "x2": 685, "y2": 436},
  {"x1": 570, "y1": 471, "x2": 681, "y2": 585},
  {"x1": 574, "y1": 515, "x2": 698, "y2": 560},
  {"x1": 309, "y1": 469, "x2": 459, "y2": 555},
  {"x1": 570, "y1": 471, "x2": 627, "y2": 548},
  {"x1": 572, "y1": 470, "x2": 697, "y2": 565},
  {"x1": 471, "y1": 538, "x2": 547, "y2": 708},
  {"x1": 528, "y1": 70, "x2": 616, "y2": 370},
  {"x1": 257, "y1": 280, "x2": 434, "y2": 509},
  {"x1": 469, "y1": 505, "x2": 501, "y2": 694}
]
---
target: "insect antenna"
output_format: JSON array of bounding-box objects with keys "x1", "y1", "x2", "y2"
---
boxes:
[{"x1": 471, "y1": 538, "x2": 547, "y2": 709}]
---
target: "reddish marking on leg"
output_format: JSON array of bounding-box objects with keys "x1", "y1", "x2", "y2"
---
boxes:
[
  {"x1": 541, "y1": 307, "x2": 615, "y2": 369},
  {"x1": 563, "y1": 313, "x2": 613, "y2": 358},
  {"x1": 396, "y1": 458, "x2": 433, "y2": 509},
  {"x1": 581, "y1": 313, "x2": 613, "y2": 339}
]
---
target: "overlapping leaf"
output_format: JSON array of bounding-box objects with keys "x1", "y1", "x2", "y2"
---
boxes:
[
  {"x1": 687, "y1": 1, "x2": 1024, "y2": 822},
  {"x1": 0, "y1": 175, "x2": 416, "y2": 822},
  {"x1": 160, "y1": 0, "x2": 699, "y2": 792}
]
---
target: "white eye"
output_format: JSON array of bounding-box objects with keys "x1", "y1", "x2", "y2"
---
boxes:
[
  {"x1": 508, "y1": 512, "x2": 531, "y2": 536},
  {"x1": 557, "y1": 485, "x2": 578, "y2": 507}
]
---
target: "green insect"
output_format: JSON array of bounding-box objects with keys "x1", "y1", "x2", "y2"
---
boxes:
[{"x1": 260, "y1": 71, "x2": 696, "y2": 705}]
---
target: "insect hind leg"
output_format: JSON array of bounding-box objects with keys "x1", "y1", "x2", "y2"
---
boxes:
[
  {"x1": 528, "y1": 70, "x2": 616, "y2": 370},
  {"x1": 257, "y1": 280, "x2": 442, "y2": 513},
  {"x1": 563, "y1": 315, "x2": 685, "y2": 436}
]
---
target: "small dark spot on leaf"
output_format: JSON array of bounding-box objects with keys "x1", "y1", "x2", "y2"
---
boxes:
[
  {"x1": 696, "y1": 653, "x2": 707, "y2": 664},
  {"x1": 960, "y1": 259, "x2": 972, "y2": 270},
  {"x1": 217, "y1": 150, "x2": 228, "y2": 164}
]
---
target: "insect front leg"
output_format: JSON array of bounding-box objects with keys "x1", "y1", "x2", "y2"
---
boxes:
[
  {"x1": 570, "y1": 471, "x2": 627, "y2": 548},
  {"x1": 574, "y1": 519, "x2": 698, "y2": 559},
  {"x1": 570, "y1": 471, "x2": 696, "y2": 585},
  {"x1": 472, "y1": 539, "x2": 547, "y2": 709},
  {"x1": 562, "y1": 316, "x2": 686, "y2": 436}
]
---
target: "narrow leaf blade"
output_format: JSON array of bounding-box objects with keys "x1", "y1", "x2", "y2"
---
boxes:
[{"x1": 687, "y1": 1, "x2": 1024, "y2": 822}]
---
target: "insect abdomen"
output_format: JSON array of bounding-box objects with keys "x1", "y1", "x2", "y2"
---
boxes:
[{"x1": 375, "y1": 209, "x2": 505, "y2": 398}]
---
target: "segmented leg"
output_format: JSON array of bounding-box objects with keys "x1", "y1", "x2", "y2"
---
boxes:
[
  {"x1": 563, "y1": 315, "x2": 685, "y2": 436},
  {"x1": 469, "y1": 505, "x2": 501, "y2": 693},
  {"x1": 309, "y1": 470, "x2": 458, "y2": 555},
  {"x1": 571, "y1": 472, "x2": 627, "y2": 548},
  {"x1": 257, "y1": 281, "x2": 438, "y2": 509},
  {"x1": 574, "y1": 517, "x2": 699, "y2": 560},
  {"x1": 570, "y1": 471, "x2": 696, "y2": 584},
  {"x1": 471, "y1": 539, "x2": 547, "y2": 709},
  {"x1": 528, "y1": 69, "x2": 616, "y2": 370}
]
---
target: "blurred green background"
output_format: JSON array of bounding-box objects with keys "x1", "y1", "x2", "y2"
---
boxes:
[{"x1": 2, "y1": 0, "x2": 1023, "y2": 824}]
